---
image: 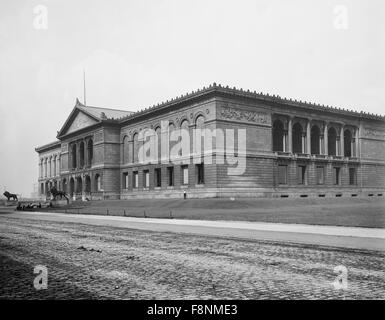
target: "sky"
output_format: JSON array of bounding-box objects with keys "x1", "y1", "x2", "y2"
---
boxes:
[{"x1": 0, "y1": 0, "x2": 384, "y2": 197}]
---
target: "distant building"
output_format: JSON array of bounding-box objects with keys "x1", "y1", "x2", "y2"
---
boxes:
[
  {"x1": 35, "y1": 84, "x2": 385, "y2": 199},
  {"x1": 30, "y1": 183, "x2": 39, "y2": 199}
]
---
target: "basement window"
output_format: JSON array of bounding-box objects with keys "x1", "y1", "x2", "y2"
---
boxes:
[
  {"x1": 133, "y1": 171, "x2": 138, "y2": 188},
  {"x1": 167, "y1": 167, "x2": 174, "y2": 186},
  {"x1": 298, "y1": 165, "x2": 306, "y2": 185},
  {"x1": 316, "y1": 166, "x2": 325, "y2": 185},
  {"x1": 196, "y1": 163, "x2": 204, "y2": 185},
  {"x1": 278, "y1": 165, "x2": 287, "y2": 185}
]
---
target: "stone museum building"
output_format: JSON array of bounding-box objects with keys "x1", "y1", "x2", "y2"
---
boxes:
[{"x1": 35, "y1": 84, "x2": 385, "y2": 199}]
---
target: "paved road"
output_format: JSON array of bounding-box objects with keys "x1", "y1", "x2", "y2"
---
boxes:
[
  {"x1": 1, "y1": 214, "x2": 384, "y2": 299},
  {"x1": 5, "y1": 211, "x2": 385, "y2": 251}
]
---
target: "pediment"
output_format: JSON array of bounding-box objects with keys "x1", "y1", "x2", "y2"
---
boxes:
[
  {"x1": 65, "y1": 111, "x2": 98, "y2": 134},
  {"x1": 57, "y1": 103, "x2": 100, "y2": 138}
]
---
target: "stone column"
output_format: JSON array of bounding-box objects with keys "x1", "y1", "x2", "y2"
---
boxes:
[
  {"x1": 306, "y1": 120, "x2": 311, "y2": 154},
  {"x1": 84, "y1": 139, "x2": 88, "y2": 167},
  {"x1": 301, "y1": 132, "x2": 306, "y2": 154},
  {"x1": 319, "y1": 134, "x2": 324, "y2": 155},
  {"x1": 323, "y1": 123, "x2": 328, "y2": 155},
  {"x1": 354, "y1": 128, "x2": 359, "y2": 157},
  {"x1": 288, "y1": 117, "x2": 293, "y2": 153},
  {"x1": 77, "y1": 143, "x2": 81, "y2": 169},
  {"x1": 340, "y1": 125, "x2": 345, "y2": 157},
  {"x1": 53, "y1": 156, "x2": 56, "y2": 177},
  {"x1": 57, "y1": 156, "x2": 60, "y2": 176},
  {"x1": 336, "y1": 136, "x2": 340, "y2": 156}
]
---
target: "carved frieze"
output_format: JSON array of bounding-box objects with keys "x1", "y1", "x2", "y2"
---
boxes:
[
  {"x1": 220, "y1": 106, "x2": 269, "y2": 125},
  {"x1": 364, "y1": 128, "x2": 385, "y2": 140},
  {"x1": 94, "y1": 130, "x2": 103, "y2": 143}
]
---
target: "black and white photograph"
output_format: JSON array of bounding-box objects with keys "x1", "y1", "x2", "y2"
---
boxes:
[{"x1": 0, "y1": 0, "x2": 384, "y2": 311}]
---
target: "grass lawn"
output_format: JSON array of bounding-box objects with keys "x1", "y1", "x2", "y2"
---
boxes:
[{"x1": 35, "y1": 197, "x2": 385, "y2": 228}]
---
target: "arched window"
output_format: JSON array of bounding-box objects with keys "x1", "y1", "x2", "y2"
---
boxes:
[
  {"x1": 53, "y1": 156, "x2": 57, "y2": 177},
  {"x1": 76, "y1": 176, "x2": 82, "y2": 194},
  {"x1": 133, "y1": 133, "x2": 139, "y2": 163},
  {"x1": 292, "y1": 123, "x2": 303, "y2": 154},
  {"x1": 311, "y1": 125, "x2": 320, "y2": 155},
  {"x1": 328, "y1": 127, "x2": 337, "y2": 156},
  {"x1": 168, "y1": 123, "x2": 175, "y2": 159},
  {"x1": 85, "y1": 175, "x2": 91, "y2": 193},
  {"x1": 155, "y1": 127, "x2": 161, "y2": 162},
  {"x1": 123, "y1": 136, "x2": 129, "y2": 164},
  {"x1": 49, "y1": 157, "x2": 52, "y2": 177},
  {"x1": 39, "y1": 160, "x2": 43, "y2": 178},
  {"x1": 195, "y1": 115, "x2": 205, "y2": 128},
  {"x1": 87, "y1": 139, "x2": 93, "y2": 166},
  {"x1": 44, "y1": 158, "x2": 47, "y2": 177},
  {"x1": 79, "y1": 141, "x2": 85, "y2": 167},
  {"x1": 62, "y1": 178, "x2": 67, "y2": 193},
  {"x1": 95, "y1": 174, "x2": 101, "y2": 191},
  {"x1": 180, "y1": 120, "x2": 189, "y2": 157},
  {"x1": 194, "y1": 116, "x2": 205, "y2": 156},
  {"x1": 40, "y1": 183, "x2": 44, "y2": 195},
  {"x1": 273, "y1": 120, "x2": 284, "y2": 152},
  {"x1": 56, "y1": 156, "x2": 60, "y2": 175},
  {"x1": 69, "y1": 178, "x2": 75, "y2": 196},
  {"x1": 344, "y1": 129, "x2": 352, "y2": 157},
  {"x1": 71, "y1": 145, "x2": 77, "y2": 169}
]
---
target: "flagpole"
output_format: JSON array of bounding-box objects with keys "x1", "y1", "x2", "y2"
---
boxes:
[{"x1": 83, "y1": 69, "x2": 86, "y2": 106}]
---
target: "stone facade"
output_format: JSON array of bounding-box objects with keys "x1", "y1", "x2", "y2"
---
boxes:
[{"x1": 35, "y1": 84, "x2": 385, "y2": 199}]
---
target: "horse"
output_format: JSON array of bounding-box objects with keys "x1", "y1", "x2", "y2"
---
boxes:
[
  {"x1": 50, "y1": 186, "x2": 68, "y2": 200},
  {"x1": 3, "y1": 191, "x2": 18, "y2": 201}
]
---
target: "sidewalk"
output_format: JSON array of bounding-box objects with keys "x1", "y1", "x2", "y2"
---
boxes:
[{"x1": 6, "y1": 211, "x2": 385, "y2": 251}]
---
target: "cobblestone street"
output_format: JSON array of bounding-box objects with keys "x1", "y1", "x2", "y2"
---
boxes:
[{"x1": 0, "y1": 215, "x2": 384, "y2": 299}]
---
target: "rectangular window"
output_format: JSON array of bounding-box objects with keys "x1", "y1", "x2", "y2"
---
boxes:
[
  {"x1": 123, "y1": 172, "x2": 128, "y2": 189},
  {"x1": 133, "y1": 171, "x2": 138, "y2": 188},
  {"x1": 333, "y1": 167, "x2": 340, "y2": 185},
  {"x1": 167, "y1": 167, "x2": 174, "y2": 186},
  {"x1": 196, "y1": 163, "x2": 204, "y2": 185},
  {"x1": 143, "y1": 170, "x2": 149, "y2": 188},
  {"x1": 181, "y1": 165, "x2": 189, "y2": 185},
  {"x1": 278, "y1": 165, "x2": 287, "y2": 185},
  {"x1": 154, "y1": 168, "x2": 161, "y2": 187},
  {"x1": 349, "y1": 168, "x2": 356, "y2": 185},
  {"x1": 316, "y1": 166, "x2": 325, "y2": 185},
  {"x1": 298, "y1": 165, "x2": 306, "y2": 185}
]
